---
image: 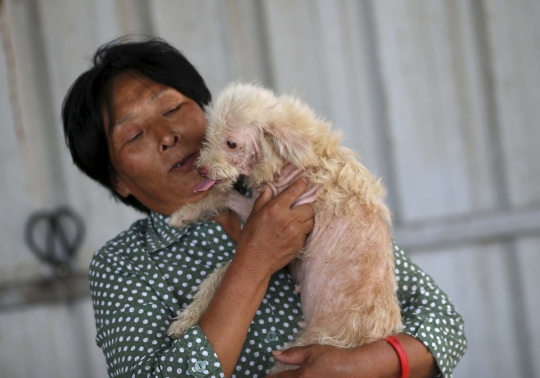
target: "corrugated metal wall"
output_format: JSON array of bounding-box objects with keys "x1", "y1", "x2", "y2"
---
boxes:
[{"x1": 1, "y1": 1, "x2": 538, "y2": 377}]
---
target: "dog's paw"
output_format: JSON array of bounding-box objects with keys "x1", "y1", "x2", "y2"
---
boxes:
[
  {"x1": 169, "y1": 211, "x2": 190, "y2": 229},
  {"x1": 169, "y1": 206, "x2": 201, "y2": 229},
  {"x1": 269, "y1": 361, "x2": 299, "y2": 374},
  {"x1": 167, "y1": 305, "x2": 204, "y2": 338},
  {"x1": 167, "y1": 314, "x2": 198, "y2": 338}
]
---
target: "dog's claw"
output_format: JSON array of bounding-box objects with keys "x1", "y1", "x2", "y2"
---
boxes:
[{"x1": 167, "y1": 317, "x2": 192, "y2": 338}]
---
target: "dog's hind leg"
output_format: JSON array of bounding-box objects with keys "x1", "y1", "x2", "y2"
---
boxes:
[{"x1": 167, "y1": 262, "x2": 230, "y2": 338}]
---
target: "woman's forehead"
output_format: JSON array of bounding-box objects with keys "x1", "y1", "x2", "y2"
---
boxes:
[
  {"x1": 112, "y1": 73, "x2": 168, "y2": 108},
  {"x1": 108, "y1": 73, "x2": 185, "y2": 128}
]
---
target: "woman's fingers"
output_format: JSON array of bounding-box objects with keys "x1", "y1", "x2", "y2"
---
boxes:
[
  {"x1": 235, "y1": 178, "x2": 315, "y2": 278},
  {"x1": 272, "y1": 347, "x2": 311, "y2": 365},
  {"x1": 272, "y1": 178, "x2": 309, "y2": 209},
  {"x1": 252, "y1": 180, "x2": 315, "y2": 236},
  {"x1": 251, "y1": 185, "x2": 273, "y2": 213},
  {"x1": 298, "y1": 218, "x2": 315, "y2": 235},
  {"x1": 291, "y1": 203, "x2": 315, "y2": 222}
]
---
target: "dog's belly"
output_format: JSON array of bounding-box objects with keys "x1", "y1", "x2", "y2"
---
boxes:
[
  {"x1": 289, "y1": 208, "x2": 400, "y2": 347},
  {"x1": 295, "y1": 214, "x2": 363, "y2": 324}
]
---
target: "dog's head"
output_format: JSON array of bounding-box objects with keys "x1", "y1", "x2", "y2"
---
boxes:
[{"x1": 194, "y1": 83, "x2": 318, "y2": 192}]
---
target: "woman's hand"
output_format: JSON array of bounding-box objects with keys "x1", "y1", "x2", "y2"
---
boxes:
[
  {"x1": 267, "y1": 334, "x2": 440, "y2": 378},
  {"x1": 233, "y1": 178, "x2": 315, "y2": 280},
  {"x1": 268, "y1": 345, "x2": 362, "y2": 378}
]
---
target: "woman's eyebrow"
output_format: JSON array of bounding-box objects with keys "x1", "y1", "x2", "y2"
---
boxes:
[
  {"x1": 115, "y1": 113, "x2": 135, "y2": 127},
  {"x1": 150, "y1": 88, "x2": 172, "y2": 102},
  {"x1": 114, "y1": 88, "x2": 174, "y2": 128}
]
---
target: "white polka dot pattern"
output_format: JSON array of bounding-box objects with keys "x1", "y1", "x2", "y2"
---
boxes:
[
  {"x1": 394, "y1": 242, "x2": 467, "y2": 378},
  {"x1": 89, "y1": 212, "x2": 466, "y2": 377}
]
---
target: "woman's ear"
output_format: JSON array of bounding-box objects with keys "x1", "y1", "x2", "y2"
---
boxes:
[
  {"x1": 114, "y1": 176, "x2": 131, "y2": 198},
  {"x1": 265, "y1": 125, "x2": 318, "y2": 169}
]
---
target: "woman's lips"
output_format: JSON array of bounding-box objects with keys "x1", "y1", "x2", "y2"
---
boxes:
[{"x1": 170, "y1": 152, "x2": 198, "y2": 173}]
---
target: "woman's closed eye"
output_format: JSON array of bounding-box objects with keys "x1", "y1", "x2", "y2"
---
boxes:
[
  {"x1": 127, "y1": 131, "x2": 143, "y2": 143},
  {"x1": 163, "y1": 104, "x2": 182, "y2": 116}
]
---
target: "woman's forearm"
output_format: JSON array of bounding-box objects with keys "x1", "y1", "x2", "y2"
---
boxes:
[
  {"x1": 198, "y1": 259, "x2": 271, "y2": 377},
  {"x1": 362, "y1": 333, "x2": 440, "y2": 378},
  {"x1": 270, "y1": 333, "x2": 440, "y2": 378}
]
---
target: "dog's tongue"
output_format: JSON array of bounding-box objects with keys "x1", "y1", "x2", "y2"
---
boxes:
[{"x1": 194, "y1": 178, "x2": 217, "y2": 193}]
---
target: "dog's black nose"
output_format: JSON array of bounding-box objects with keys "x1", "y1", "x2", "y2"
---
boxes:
[{"x1": 197, "y1": 167, "x2": 209, "y2": 177}]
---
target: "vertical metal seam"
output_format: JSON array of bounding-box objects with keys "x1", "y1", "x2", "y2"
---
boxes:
[
  {"x1": 471, "y1": 1, "x2": 533, "y2": 376},
  {"x1": 0, "y1": 1, "x2": 25, "y2": 143},
  {"x1": 253, "y1": 0, "x2": 276, "y2": 89},
  {"x1": 360, "y1": 0, "x2": 402, "y2": 225},
  {"x1": 215, "y1": 1, "x2": 235, "y2": 84},
  {"x1": 470, "y1": 0, "x2": 510, "y2": 209},
  {"x1": 500, "y1": 239, "x2": 534, "y2": 378},
  {"x1": 28, "y1": 0, "x2": 70, "y2": 205},
  {"x1": 134, "y1": 0, "x2": 157, "y2": 37}
]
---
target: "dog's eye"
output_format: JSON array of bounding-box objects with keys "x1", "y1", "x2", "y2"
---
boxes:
[{"x1": 227, "y1": 141, "x2": 237, "y2": 149}]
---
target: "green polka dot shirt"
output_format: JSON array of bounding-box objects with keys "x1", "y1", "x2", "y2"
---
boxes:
[{"x1": 89, "y1": 212, "x2": 466, "y2": 377}]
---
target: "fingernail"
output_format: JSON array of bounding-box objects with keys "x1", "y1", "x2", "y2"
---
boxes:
[
  {"x1": 301, "y1": 178, "x2": 307, "y2": 184},
  {"x1": 272, "y1": 350, "x2": 283, "y2": 356}
]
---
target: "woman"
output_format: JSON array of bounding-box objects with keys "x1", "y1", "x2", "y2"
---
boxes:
[{"x1": 63, "y1": 39, "x2": 466, "y2": 378}]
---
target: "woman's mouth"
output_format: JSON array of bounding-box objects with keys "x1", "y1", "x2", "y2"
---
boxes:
[{"x1": 170, "y1": 152, "x2": 198, "y2": 173}]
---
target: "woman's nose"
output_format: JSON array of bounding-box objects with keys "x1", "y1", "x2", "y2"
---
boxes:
[{"x1": 158, "y1": 125, "x2": 180, "y2": 152}]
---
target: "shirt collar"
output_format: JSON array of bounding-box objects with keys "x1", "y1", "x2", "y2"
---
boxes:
[{"x1": 145, "y1": 211, "x2": 189, "y2": 253}]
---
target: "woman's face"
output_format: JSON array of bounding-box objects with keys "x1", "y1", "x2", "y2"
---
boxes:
[{"x1": 107, "y1": 72, "x2": 209, "y2": 215}]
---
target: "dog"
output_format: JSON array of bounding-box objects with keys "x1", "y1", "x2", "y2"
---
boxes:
[{"x1": 167, "y1": 83, "x2": 402, "y2": 372}]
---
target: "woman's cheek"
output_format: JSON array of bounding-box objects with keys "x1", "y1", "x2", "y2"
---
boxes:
[{"x1": 119, "y1": 146, "x2": 149, "y2": 174}]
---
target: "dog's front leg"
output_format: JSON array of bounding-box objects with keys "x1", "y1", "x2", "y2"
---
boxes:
[
  {"x1": 225, "y1": 190, "x2": 255, "y2": 220},
  {"x1": 169, "y1": 190, "x2": 227, "y2": 229}
]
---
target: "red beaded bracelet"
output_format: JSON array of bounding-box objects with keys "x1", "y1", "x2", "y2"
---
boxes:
[{"x1": 385, "y1": 336, "x2": 410, "y2": 378}]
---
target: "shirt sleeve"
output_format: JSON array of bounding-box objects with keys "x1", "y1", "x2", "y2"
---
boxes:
[
  {"x1": 393, "y1": 241, "x2": 467, "y2": 378},
  {"x1": 89, "y1": 249, "x2": 225, "y2": 378}
]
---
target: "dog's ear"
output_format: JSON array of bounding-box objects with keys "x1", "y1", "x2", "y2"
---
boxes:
[{"x1": 265, "y1": 125, "x2": 318, "y2": 169}]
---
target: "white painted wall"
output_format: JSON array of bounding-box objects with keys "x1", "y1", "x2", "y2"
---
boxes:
[{"x1": 1, "y1": 1, "x2": 538, "y2": 377}]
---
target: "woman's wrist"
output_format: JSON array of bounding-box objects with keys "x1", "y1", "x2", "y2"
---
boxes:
[
  {"x1": 395, "y1": 333, "x2": 440, "y2": 377},
  {"x1": 228, "y1": 255, "x2": 273, "y2": 287},
  {"x1": 385, "y1": 336, "x2": 410, "y2": 378},
  {"x1": 230, "y1": 241, "x2": 283, "y2": 283},
  {"x1": 373, "y1": 333, "x2": 439, "y2": 378},
  {"x1": 346, "y1": 333, "x2": 438, "y2": 378},
  {"x1": 351, "y1": 338, "x2": 402, "y2": 378}
]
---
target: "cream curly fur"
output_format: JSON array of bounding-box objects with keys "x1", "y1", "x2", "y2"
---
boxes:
[{"x1": 168, "y1": 83, "x2": 402, "y2": 373}]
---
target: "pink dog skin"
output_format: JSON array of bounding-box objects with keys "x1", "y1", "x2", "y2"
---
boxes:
[
  {"x1": 257, "y1": 164, "x2": 381, "y2": 337},
  {"x1": 266, "y1": 164, "x2": 319, "y2": 207}
]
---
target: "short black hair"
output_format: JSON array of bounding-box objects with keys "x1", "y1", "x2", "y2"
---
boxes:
[{"x1": 62, "y1": 38, "x2": 211, "y2": 213}]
